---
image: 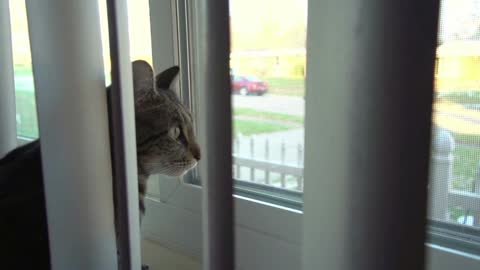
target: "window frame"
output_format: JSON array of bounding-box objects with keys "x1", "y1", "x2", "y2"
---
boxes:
[{"x1": 177, "y1": 0, "x2": 306, "y2": 207}]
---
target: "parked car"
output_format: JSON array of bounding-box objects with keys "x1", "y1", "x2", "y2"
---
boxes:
[{"x1": 231, "y1": 75, "x2": 268, "y2": 96}]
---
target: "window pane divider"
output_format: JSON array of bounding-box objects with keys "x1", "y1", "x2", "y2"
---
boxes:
[
  {"x1": 106, "y1": 0, "x2": 142, "y2": 269},
  {"x1": 194, "y1": 0, "x2": 235, "y2": 269},
  {"x1": 0, "y1": 0, "x2": 18, "y2": 156}
]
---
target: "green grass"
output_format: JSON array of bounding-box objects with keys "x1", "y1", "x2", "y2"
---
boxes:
[
  {"x1": 452, "y1": 144, "x2": 480, "y2": 184},
  {"x1": 233, "y1": 119, "x2": 292, "y2": 136},
  {"x1": 233, "y1": 108, "x2": 303, "y2": 135},
  {"x1": 14, "y1": 65, "x2": 33, "y2": 76},
  {"x1": 449, "y1": 207, "x2": 467, "y2": 222},
  {"x1": 430, "y1": 131, "x2": 480, "y2": 190},
  {"x1": 234, "y1": 108, "x2": 304, "y2": 124},
  {"x1": 15, "y1": 91, "x2": 39, "y2": 138},
  {"x1": 264, "y1": 77, "x2": 304, "y2": 96},
  {"x1": 438, "y1": 131, "x2": 480, "y2": 190},
  {"x1": 450, "y1": 133, "x2": 480, "y2": 188},
  {"x1": 12, "y1": 66, "x2": 38, "y2": 138},
  {"x1": 439, "y1": 92, "x2": 480, "y2": 104},
  {"x1": 452, "y1": 133, "x2": 480, "y2": 145}
]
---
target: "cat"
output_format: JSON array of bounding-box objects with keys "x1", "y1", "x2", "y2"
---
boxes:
[{"x1": 0, "y1": 60, "x2": 201, "y2": 269}]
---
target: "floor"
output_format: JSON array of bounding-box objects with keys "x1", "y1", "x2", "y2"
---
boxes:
[{"x1": 142, "y1": 239, "x2": 200, "y2": 270}]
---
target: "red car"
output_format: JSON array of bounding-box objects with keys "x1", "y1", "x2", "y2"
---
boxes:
[{"x1": 231, "y1": 75, "x2": 268, "y2": 96}]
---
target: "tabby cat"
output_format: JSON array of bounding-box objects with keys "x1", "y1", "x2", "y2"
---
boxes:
[{"x1": 0, "y1": 60, "x2": 200, "y2": 269}]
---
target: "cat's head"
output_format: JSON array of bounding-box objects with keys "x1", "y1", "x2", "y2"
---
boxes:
[{"x1": 131, "y1": 60, "x2": 200, "y2": 177}]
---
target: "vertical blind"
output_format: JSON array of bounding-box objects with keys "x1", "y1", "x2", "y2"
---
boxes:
[
  {"x1": 302, "y1": 1, "x2": 440, "y2": 270},
  {"x1": 194, "y1": 1, "x2": 235, "y2": 270},
  {"x1": 105, "y1": 0, "x2": 141, "y2": 269},
  {"x1": 25, "y1": 0, "x2": 118, "y2": 269}
]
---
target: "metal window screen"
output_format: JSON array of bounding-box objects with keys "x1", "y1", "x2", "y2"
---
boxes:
[{"x1": 429, "y1": 0, "x2": 480, "y2": 230}]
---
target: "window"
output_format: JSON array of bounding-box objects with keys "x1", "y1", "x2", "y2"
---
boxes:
[
  {"x1": 230, "y1": 0, "x2": 307, "y2": 196},
  {"x1": 181, "y1": 0, "x2": 308, "y2": 208},
  {"x1": 10, "y1": 1, "x2": 37, "y2": 138},
  {"x1": 9, "y1": 0, "x2": 153, "y2": 139},
  {"x1": 428, "y1": 0, "x2": 480, "y2": 254}
]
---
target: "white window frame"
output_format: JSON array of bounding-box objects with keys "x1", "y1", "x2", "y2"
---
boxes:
[{"x1": 142, "y1": 1, "x2": 480, "y2": 270}]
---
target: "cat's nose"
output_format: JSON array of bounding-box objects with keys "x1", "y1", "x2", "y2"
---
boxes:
[{"x1": 190, "y1": 144, "x2": 201, "y2": 161}]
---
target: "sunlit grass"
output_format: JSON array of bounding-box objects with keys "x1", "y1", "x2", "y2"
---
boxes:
[
  {"x1": 15, "y1": 90, "x2": 38, "y2": 138},
  {"x1": 233, "y1": 119, "x2": 292, "y2": 136},
  {"x1": 234, "y1": 108, "x2": 303, "y2": 124}
]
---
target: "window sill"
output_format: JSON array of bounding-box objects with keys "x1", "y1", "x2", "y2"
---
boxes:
[
  {"x1": 142, "y1": 177, "x2": 301, "y2": 270},
  {"x1": 142, "y1": 177, "x2": 480, "y2": 270}
]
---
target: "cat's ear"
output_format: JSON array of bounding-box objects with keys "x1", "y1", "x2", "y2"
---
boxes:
[
  {"x1": 132, "y1": 60, "x2": 154, "y2": 93},
  {"x1": 155, "y1": 66, "x2": 179, "y2": 90}
]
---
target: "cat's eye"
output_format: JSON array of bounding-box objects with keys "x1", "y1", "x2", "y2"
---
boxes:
[{"x1": 170, "y1": 127, "x2": 181, "y2": 139}]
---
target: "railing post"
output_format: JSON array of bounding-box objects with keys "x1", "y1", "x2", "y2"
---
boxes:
[
  {"x1": 280, "y1": 139, "x2": 286, "y2": 188},
  {"x1": 297, "y1": 143, "x2": 303, "y2": 190},
  {"x1": 25, "y1": 1, "x2": 118, "y2": 269},
  {"x1": 235, "y1": 136, "x2": 241, "y2": 179},
  {"x1": 250, "y1": 136, "x2": 255, "y2": 181},
  {"x1": 428, "y1": 127, "x2": 455, "y2": 222},
  {"x1": 474, "y1": 162, "x2": 480, "y2": 226},
  {"x1": 0, "y1": 0, "x2": 18, "y2": 156},
  {"x1": 265, "y1": 138, "x2": 270, "y2": 185}
]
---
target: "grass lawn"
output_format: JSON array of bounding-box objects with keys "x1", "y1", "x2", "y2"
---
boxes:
[
  {"x1": 15, "y1": 90, "x2": 38, "y2": 138},
  {"x1": 233, "y1": 108, "x2": 304, "y2": 124},
  {"x1": 452, "y1": 133, "x2": 480, "y2": 145},
  {"x1": 14, "y1": 65, "x2": 33, "y2": 76},
  {"x1": 439, "y1": 92, "x2": 480, "y2": 104},
  {"x1": 432, "y1": 131, "x2": 480, "y2": 192},
  {"x1": 233, "y1": 119, "x2": 292, "y2": 136},
  {"x1": 433, "y1": 132, "x2": 480, "y2": 190},
  {"x1": 12, "y1": 66, "x2": 38, "y2": 138},
  {"x1": 264, "y1": 77, "x2": 304, "y2": 96},
  {"x1": 233, "y1": 107, "x2": 303, "y2": 136},
  {"x1": 451, "y1": 144, "x2": 480, "y2": 189}
]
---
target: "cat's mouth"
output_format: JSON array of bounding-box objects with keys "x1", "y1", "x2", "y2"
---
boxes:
[{"x1": 159, "y1": 159, "x2": 198, "y2": 177}]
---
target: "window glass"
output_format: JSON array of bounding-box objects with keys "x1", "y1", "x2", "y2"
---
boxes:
[
  {"x1": 230, "y1": 0, "x2": 307, "y2": 192},
  {"x1": 429, "y1": 0, "x2": 480, "y2": 231},
  {"x1": 9, "y1": 0, "x2": 152, "y2": 138},
  {"x1": 10, "y1": 1, "x2": 37, "y2": 138}
]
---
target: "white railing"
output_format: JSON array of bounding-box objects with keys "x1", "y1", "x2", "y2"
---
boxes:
[
  {"x1": 429, "y1": 128, "x2": 480, "y2": 227},
  {"x1": 233, "y1": 135, "x2": 304, "y2": 190}
]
